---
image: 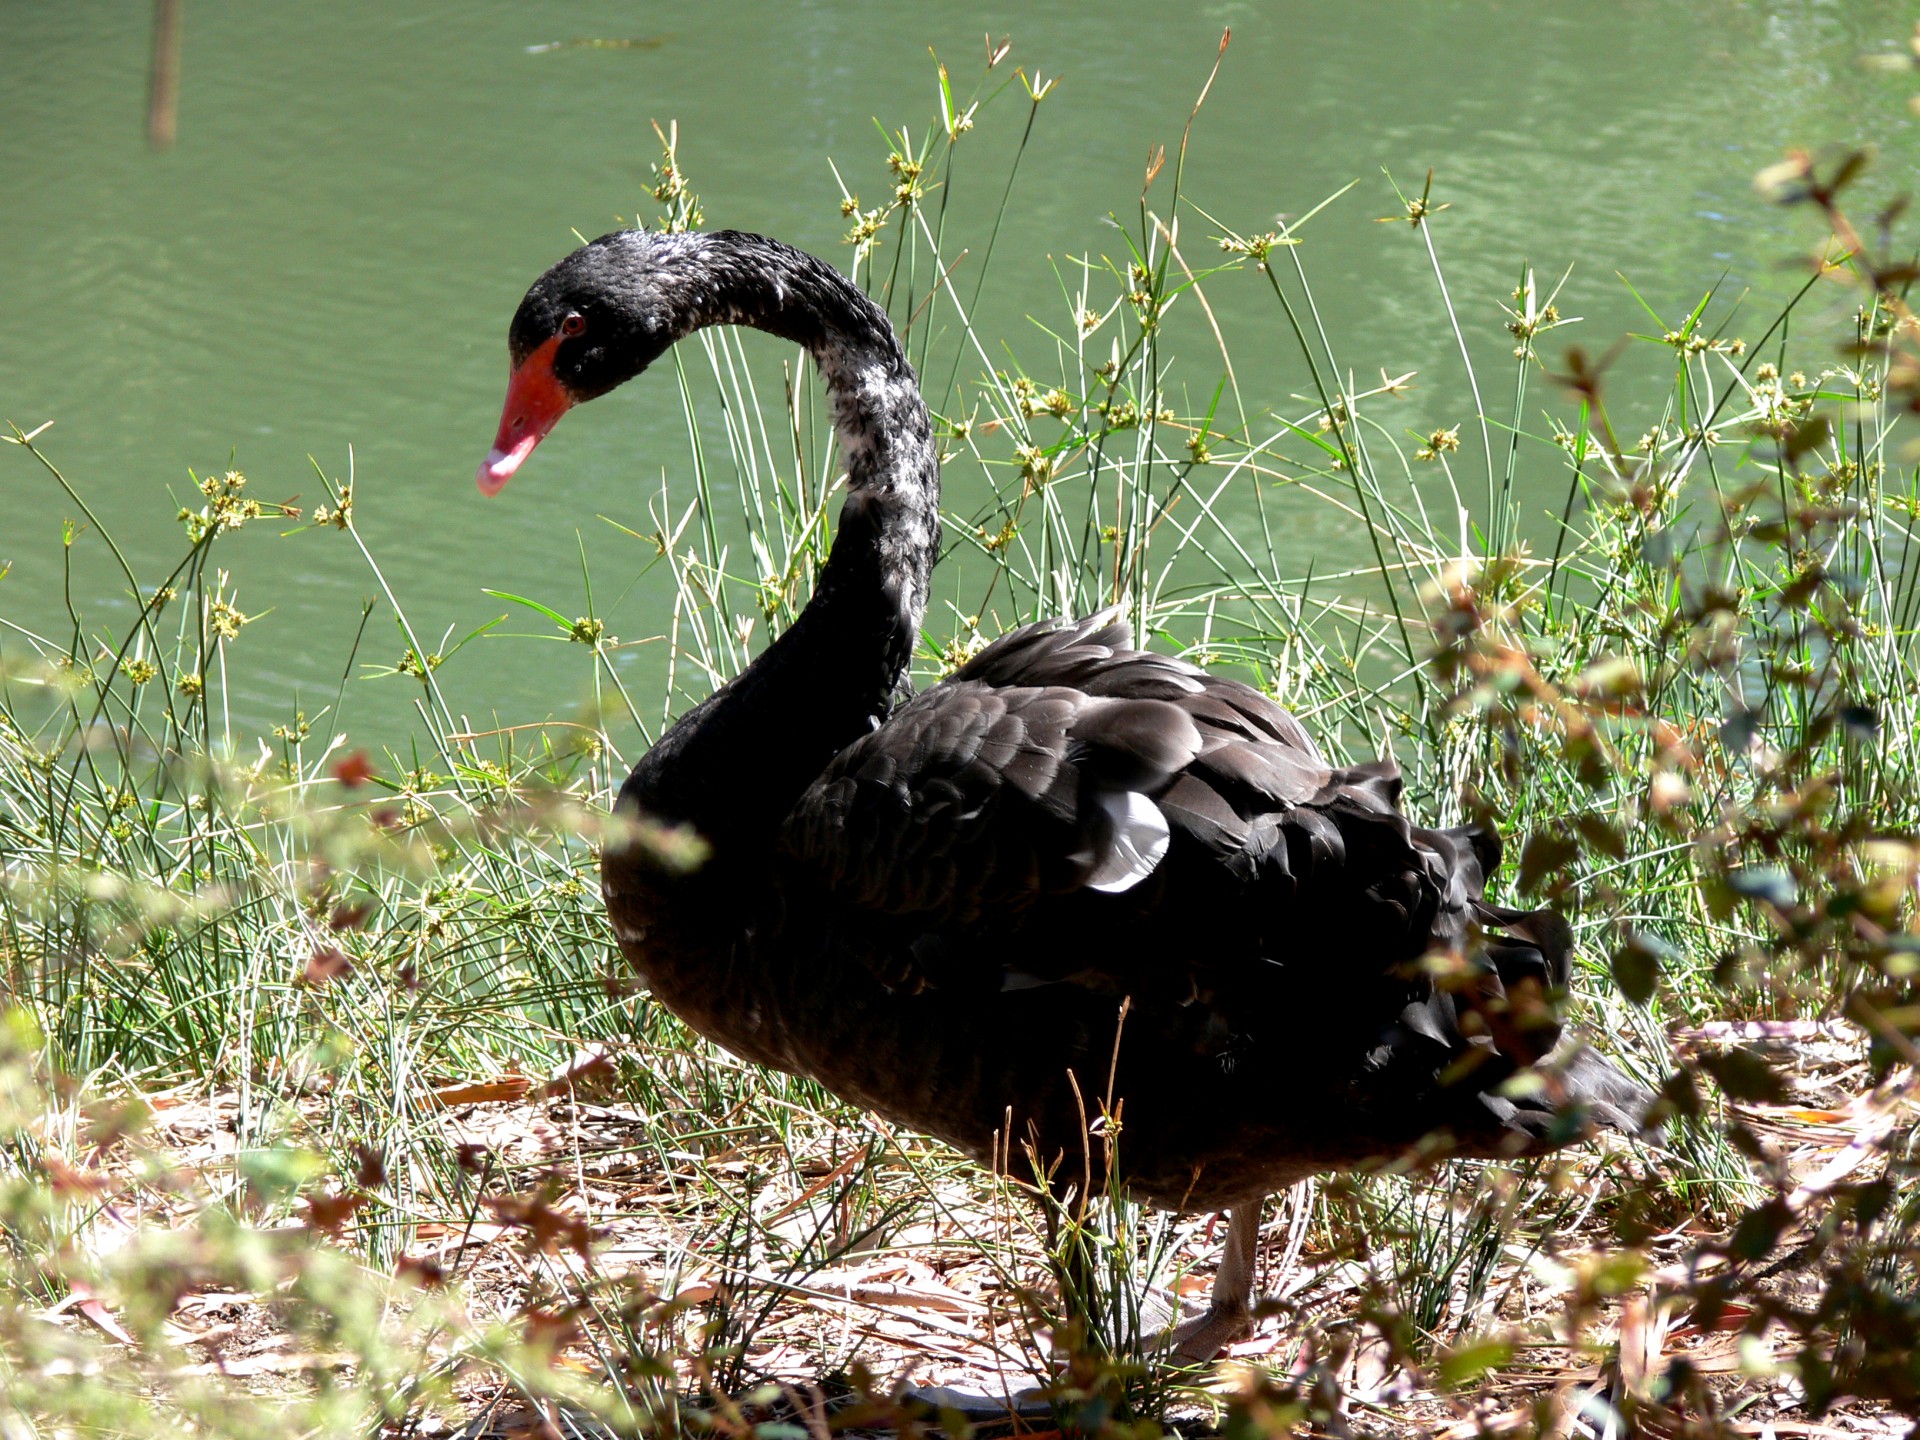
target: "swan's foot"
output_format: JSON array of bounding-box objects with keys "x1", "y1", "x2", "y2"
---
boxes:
[
  {"x1": 900, "y1": 1382, "x2": 1051, "y2": 1421},
  {"x1": 1155, "y1": 1196, "x2": 1264, "y2": 1368},
  {"x1": 1161, "y1": 1295, "x2": 1255, "y2": 1367}
]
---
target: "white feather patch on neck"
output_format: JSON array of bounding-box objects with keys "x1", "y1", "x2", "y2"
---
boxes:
[{"x1": 1085, "y1": 790, "x2": 1171, "y2": 892}]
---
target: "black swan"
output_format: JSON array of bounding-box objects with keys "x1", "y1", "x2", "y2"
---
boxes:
[{"x1": 479, "y1": 229, "x2": 1650, "y2": 1366}]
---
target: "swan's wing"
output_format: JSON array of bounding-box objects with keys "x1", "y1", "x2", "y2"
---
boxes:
[
  {"x1": 780, "y1": 610, "x2": 1597, "y2": 1140},
  {"x1": 777, "y1": 610, "x2": 1330, "y2": 939}
]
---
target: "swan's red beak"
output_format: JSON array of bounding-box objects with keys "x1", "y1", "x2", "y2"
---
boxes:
[{"x1": 478, "y1": 333, "x2": 574, "y2": 496}]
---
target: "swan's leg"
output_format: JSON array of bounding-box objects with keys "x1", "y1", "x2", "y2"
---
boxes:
[
  {"x1": 903, "y1": 1198, "x2": 1267, "y2": 1412},
  {"x1": 1163, "y1": 1196, "x2": 1264, "y2": 1365}
]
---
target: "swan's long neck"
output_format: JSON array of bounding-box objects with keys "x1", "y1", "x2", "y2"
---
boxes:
[{"x1": 615, "y1": 232, "x2": 939, "y2": 858}]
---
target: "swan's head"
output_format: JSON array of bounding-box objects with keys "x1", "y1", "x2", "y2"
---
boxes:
[{"x1": 479, "y1": 231, "x2": 684, "y2": 495}]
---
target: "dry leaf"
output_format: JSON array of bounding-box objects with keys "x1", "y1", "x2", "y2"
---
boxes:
[{"x1": 432, "y1": 1075, "x2": 533, "y2": 1107}]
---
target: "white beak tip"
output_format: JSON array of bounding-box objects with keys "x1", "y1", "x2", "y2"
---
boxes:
[{"x1": 477, "y1": 449, "x2": 515, "y2": 496}]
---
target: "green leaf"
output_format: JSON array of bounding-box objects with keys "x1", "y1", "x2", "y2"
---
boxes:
[
  {"x1": 1587, "y1": 1250, "x2": 1648, "y2": 1297},
  {"x1": 239, "y1": 1144, "x2": 326, "y2": 1203},
  {"x1": 481, "y1": 588, "x2": 573, "y2": 632},
  {"x1": 1437, "y1": 1336, "x2": 1513, "y2": 1389}
]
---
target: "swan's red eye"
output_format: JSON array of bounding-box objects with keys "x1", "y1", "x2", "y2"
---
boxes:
[{"x1": 560, "y1": 313, "x2": 586, "y2": 337}]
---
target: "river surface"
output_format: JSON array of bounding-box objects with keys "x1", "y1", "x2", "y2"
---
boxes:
[{"x1": 2, "y1": 2, "x2": 1916, "y2": 744}]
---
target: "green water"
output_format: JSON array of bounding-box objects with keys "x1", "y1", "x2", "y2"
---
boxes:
[{"x1": 3, "y1": 2, "x2": 1916, "y2": 742}]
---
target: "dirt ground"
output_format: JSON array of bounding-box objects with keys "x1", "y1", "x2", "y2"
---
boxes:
[{"x1": 56, "y1": 1018, "x2": 1917, "y2": 1438}]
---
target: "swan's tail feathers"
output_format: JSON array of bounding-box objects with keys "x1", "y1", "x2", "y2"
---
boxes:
[
  {"x1": 1343, "y1": 811, "x2": 1574, "y2": 1082},
  {"x1": 1447, "y1": 830, "x2": 1660, "y2": 1146},
  {"x1": 1485, "y1": 1043, "x2": 1663, "y2": 1147},
  {"x1": 1452, "y1": 845, "x2": 1660, "y2": 1150},
  {"x1": 1323, "y1": 793, "x2": 1656, "y2": 1154}
]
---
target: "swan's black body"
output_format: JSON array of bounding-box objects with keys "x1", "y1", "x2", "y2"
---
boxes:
[{"x1": 485, "y1": 229, "x2": 1647, "y2": 1347}]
